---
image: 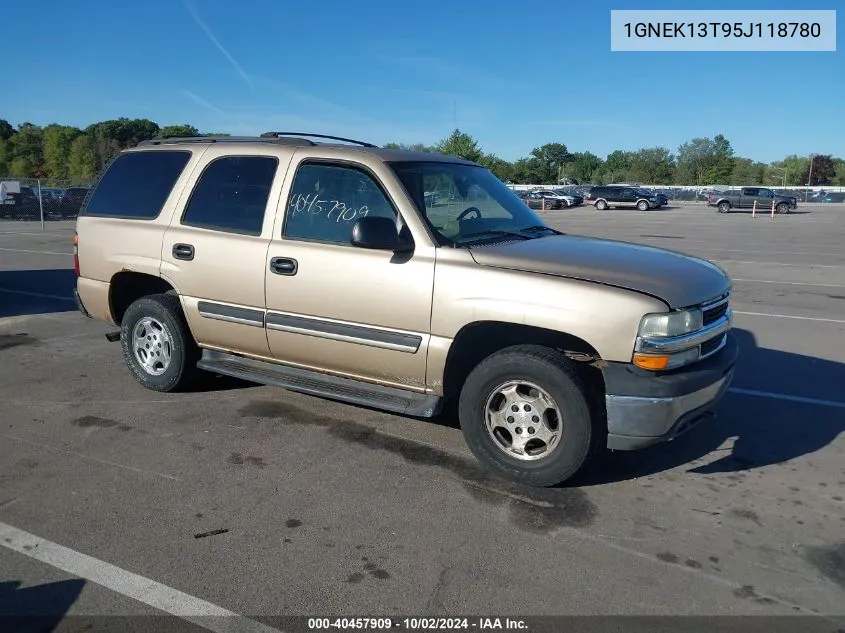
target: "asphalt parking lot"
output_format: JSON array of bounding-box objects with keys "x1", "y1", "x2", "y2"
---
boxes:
[{"x1": 1, "y1": 202, "x2": 844, "y2": 631}]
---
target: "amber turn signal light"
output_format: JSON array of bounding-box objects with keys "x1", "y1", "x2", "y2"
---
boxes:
[{"x1": 632, "y1": 353, "x2": 670, "y2": 371}]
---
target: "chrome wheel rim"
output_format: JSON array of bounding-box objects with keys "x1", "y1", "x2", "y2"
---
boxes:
[
  {"x1": 131, "y1": 317, "x2": 173, "y2": 376},
  {"x1": 484, "y1": 380, "x2": 562, "y2": 461}
]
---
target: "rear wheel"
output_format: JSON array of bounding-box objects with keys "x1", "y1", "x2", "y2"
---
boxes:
[
  {"x1": 595, "y1": 199, "x2": 608, "y2": 210},
  {"x1": 458, "y1": 345, "x2": 598, "y2": 487},
  {"x1": 717, "y1": 201, "x2": 731, "y2": 213},
  {"x1": 120, "y1": 293, "x2": 201, "y2": 392}
]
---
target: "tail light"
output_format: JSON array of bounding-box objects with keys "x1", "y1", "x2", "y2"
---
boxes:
[{"x1": 73, "y1": 231, "x2": 80, "y2": 276}]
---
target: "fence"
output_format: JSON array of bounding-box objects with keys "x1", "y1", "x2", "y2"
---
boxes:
[{"x1": 0, "y1": 177, "x2": 93, "y2": 227}]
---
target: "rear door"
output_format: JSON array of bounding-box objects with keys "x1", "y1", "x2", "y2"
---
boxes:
[
  {"x1": 740, "y1": 187, "x2": 758, "y2": 208},
  {"x1": 754, "y1": 187, "x2": 774, "y2": 210},
  {"x1": 621, "y1": 187, "x2": 638, "y2": 207},
  {"x1": 161, "y1": 146, "x2": 293, "y2": 358}
]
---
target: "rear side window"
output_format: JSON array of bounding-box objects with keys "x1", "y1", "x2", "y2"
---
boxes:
[
  {"x1": 181, "y1": 156, "x2": 278, "y2": 236},
  {"x1": 84, "y1": 151, "x2": 191, "y2": 219}
]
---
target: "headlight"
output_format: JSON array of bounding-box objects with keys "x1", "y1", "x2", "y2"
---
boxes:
[{"x1": 639, "y1": 309, "x2": 703, "y2": 338}]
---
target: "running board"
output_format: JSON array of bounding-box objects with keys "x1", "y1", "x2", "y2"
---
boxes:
[{"x1": 197, "y1": 349, "x2": 442, "y2": 418}]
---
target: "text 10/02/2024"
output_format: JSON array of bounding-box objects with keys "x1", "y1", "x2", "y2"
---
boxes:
[{"x1": 306, "y1": 617, "x2": 529, "y2": 630}]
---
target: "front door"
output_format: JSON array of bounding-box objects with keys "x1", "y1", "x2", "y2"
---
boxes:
[
  {"x1": 264, "y1": 156, "x2": 435, "y2": 390},
  {"x1": 162, "y1": 149, "x2": 289, "y2": 358}
]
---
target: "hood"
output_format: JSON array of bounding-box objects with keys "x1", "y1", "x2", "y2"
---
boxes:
[{"x1": 468, "y1": 234, "x2": 731, "y2": 308}]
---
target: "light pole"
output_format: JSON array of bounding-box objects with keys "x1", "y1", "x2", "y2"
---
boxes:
[
  {"x1": 772, "y1": 166, "x2": 787, "y2": 188},
  {"x1": 806, "y1": 154, "x2": 815, "y2": 201}
]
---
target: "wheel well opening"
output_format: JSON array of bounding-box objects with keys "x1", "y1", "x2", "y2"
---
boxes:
[
  {"x1": 109, "y1": 272, "x2": 176, "y2": 325},
  {"x1": 441, "y1": 322, "x2": 605, "y2": 403}
]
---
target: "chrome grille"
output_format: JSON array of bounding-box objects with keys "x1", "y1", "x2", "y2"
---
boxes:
[
  {"x1": 700, "y1": 334, "x2": 726, "y2": 358},
  {"x1": 701, "y1": 292, "x2": 730, "y2": 326}
]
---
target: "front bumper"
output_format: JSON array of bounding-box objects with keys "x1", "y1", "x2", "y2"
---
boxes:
[{"x1": 602, "y1": 331, "x2": 738, "y2": 450}]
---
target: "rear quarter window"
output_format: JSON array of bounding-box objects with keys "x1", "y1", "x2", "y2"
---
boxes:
[{"x1": 83, "y1": 150, "x2": 192, "y2": 219}]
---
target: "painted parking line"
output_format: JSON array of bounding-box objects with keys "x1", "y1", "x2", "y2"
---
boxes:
[
  {"x1": 0, "y1": 247, "x2": 72, "y2": 256},
  {"x1": 0, "y1": 521, "x2": 284, "y2": 633},
  {"x1": 0, "y1": 230, "x2": 74, "y2": 236},
  {"x1": 717, "y1": 259, "x2": 845, "y2": 269},
  {"x1": 6, "y1": 435, "x2": 181, "y2": 482},
  {"x1": 733, "y1": 310, "x2": 845, "y2": 324},
  {"x1": 732, "y1": 278, "x2": 845, "y2": 288},
  {"x1": 0, "y1": 288, "x2": 74, "y2": 301},
  {"x1": 631, "y1": 243, "x2": 845, "y2": 258},
  {"x1": 728, "y1": 388, "x2": 845, "y2": 410}
]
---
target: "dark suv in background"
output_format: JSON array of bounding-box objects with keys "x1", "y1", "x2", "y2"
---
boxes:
[
  {"x1": 58, "y1": 187, "x2": 91, "y2": 219},
  {"x1": 586, "y1": 186, "x2": 660, "y2": 211}
]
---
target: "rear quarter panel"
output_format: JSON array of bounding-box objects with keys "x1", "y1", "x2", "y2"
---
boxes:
[{"x1": 75, "y1": 147, "x2": 209, "y2": 323}]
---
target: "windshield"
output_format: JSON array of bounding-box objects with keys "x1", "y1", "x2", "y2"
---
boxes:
[{"x1": 389, "y1": 161, "x2": 553, "y2": 245}]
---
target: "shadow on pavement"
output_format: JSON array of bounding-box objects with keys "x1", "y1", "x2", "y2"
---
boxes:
[
  {"x1": 0, "y1": 269, "x2": 77, "y2": 319},
  {"x1": 0, "y1": 579, "x2": 84, "y2": 633},
  {"x1": 573, "y1": 327, "x2": 845, "y2": 486}
]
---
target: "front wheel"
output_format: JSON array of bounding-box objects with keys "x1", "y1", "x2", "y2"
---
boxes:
[
  {"x1": 717, "y1": 202, "x2": 731, "y2": 213},
  {"x1": 776, "y1": 203, "x2": 790, "y2": 214},
  {"x1": 637, "y1": 200, "x2": 649, "y2": 211},
  {"x1": 595, "y1": 199, "x2": 608, "y2": 210},
  {"x1": 120, "y1": 293, "x2": 201, "y2": 392},
  {"x1": 458, "y1": 345, "x2": 598, "y2": 487}
]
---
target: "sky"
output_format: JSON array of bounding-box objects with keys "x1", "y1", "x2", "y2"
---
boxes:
[{"x1": 6, "y1": 0, "x2": 843, "y2": 163}]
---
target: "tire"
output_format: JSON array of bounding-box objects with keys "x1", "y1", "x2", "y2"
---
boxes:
[
  {"x1": 637, "y1": 200, "x2": 649, "y2": 211},
  {"x1": 776, "y1": 203, "x2": 789, "y2": 214},
  {"x1": 458, "y1": 345, "x2": 598, "y2": 487},
  {"x1": 595, "y1": 199, "x2": 607, "y2": 210},
  {"x1": 120, "y1": 293, "x2": 201, "y2": 392},
  {"x1": 717, "y1": 201, "x2": 731, "y2": 213}
]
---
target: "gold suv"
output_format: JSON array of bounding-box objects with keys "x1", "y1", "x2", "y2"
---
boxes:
[{"x1": 73, "y1": 132, "x2": 737, "y2": 486}]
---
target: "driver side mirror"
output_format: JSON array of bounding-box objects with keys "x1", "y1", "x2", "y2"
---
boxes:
[{"x1": 351, "y1": 216, "x2": 413, "y2": 252}]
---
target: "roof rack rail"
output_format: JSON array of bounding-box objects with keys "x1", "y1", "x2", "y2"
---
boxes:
[
  {"x1": 136, "y1": 135, "x2": 317, "y2": 147},
  {"x1": 260, "y1": 131, "x2": 378, "y2": 147}
]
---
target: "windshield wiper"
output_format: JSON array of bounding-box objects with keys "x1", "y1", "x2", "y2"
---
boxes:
[
  {"x1": 516, "y1": 225, "x2": 562, "y2": 235},
  {"x1": 453, "y1": 230, "x2": 532, "y2": 244}
]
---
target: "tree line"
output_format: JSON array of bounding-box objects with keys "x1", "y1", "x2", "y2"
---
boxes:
[
  {"x1": 1, "y1": 117, "x2": 842, "y2": 187},
  {"x1": 387, "y1": 130, "x2": 845, "y2": 188},
  {"x1": 0, "y1": 118, "x2": 225, "y2": 182}
]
